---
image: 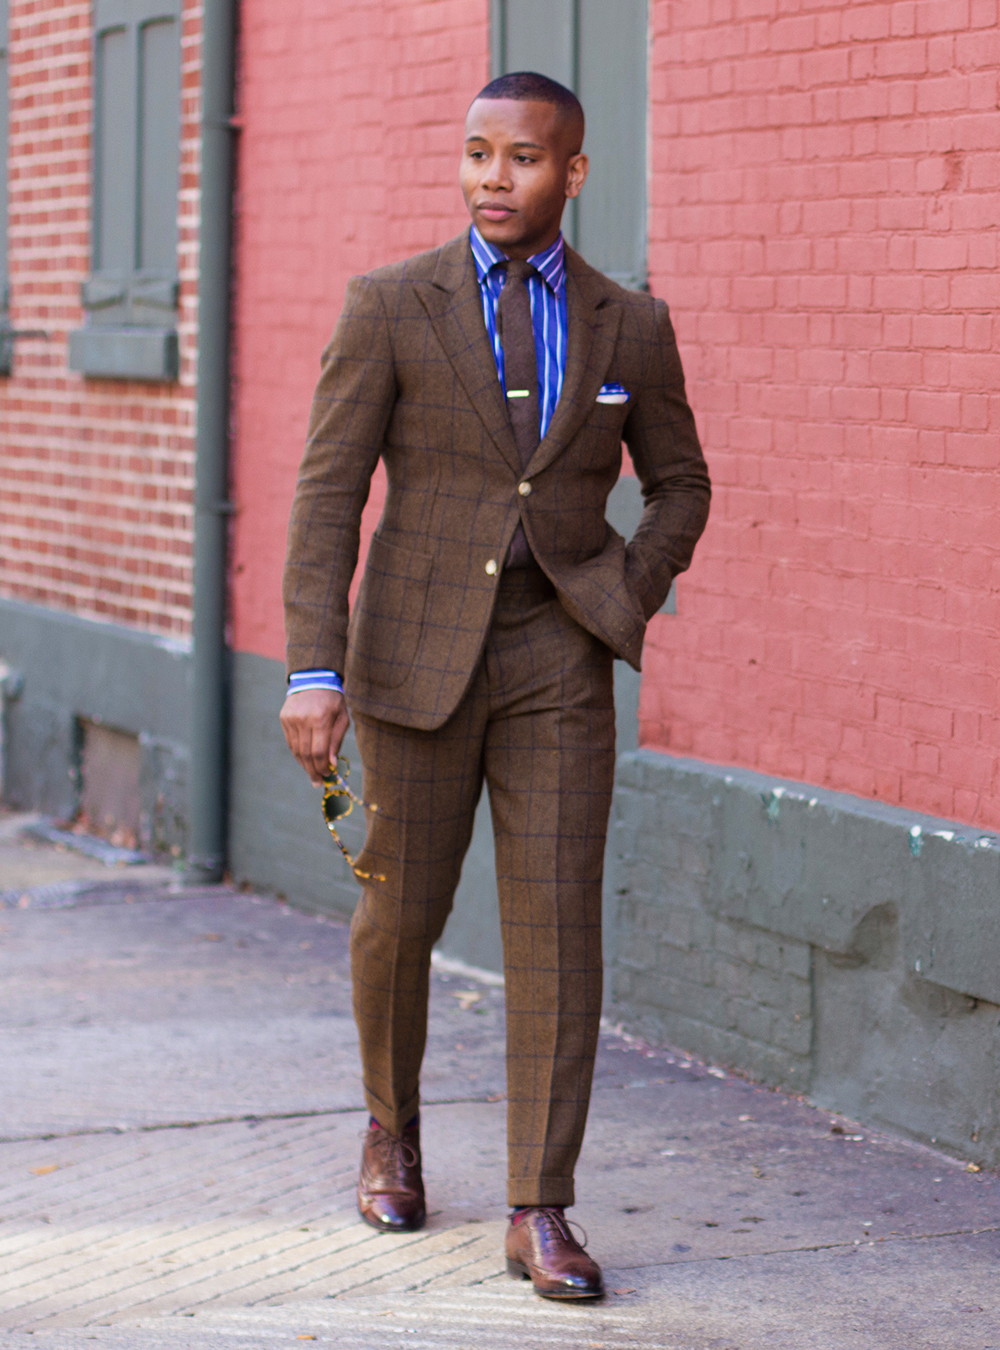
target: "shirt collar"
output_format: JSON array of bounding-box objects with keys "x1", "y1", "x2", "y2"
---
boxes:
[{"x1": 470, "y1": 225, "x2": 566, "y2": 297}]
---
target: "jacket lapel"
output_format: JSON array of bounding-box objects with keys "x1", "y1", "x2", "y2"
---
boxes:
[
  {"x1": 413, "y1": 231, "x2": 522, "y2": 475},
  {"x1": 413, "y1": 233, "x2": 623, "y2": 479},
  {"x1": 524, "y1": 248, "x2": 622, "y2": 478}
]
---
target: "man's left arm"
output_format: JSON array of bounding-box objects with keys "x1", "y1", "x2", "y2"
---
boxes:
[{"x1": 621, "y1": 297, "x2": 711, "y2": 620}]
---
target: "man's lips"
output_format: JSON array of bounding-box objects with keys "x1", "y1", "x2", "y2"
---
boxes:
[{"x1": 477, "y1": 202, "x2": 515, "y2": 220}]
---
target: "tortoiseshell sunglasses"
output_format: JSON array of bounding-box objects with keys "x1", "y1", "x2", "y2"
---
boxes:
[{"x1": 321, "y1": 757, "x2": 385, "y2": 881}]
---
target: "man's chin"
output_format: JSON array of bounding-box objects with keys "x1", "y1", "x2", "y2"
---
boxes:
[{"x1": 473, "y1": 215, "x2": 524, "y2": 249}]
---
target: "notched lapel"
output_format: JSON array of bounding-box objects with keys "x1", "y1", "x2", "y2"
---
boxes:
[
  {"x1": 413, "y1": 239, "x2": 521, "y2": 475},
  {"x1": 525, "y1": 268, "x2": 622, "y2": 479}
]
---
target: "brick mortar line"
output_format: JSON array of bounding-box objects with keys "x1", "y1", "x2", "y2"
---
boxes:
[
  {"x1": 3, "y1": 1213, "x2": 382, "y2": 1323},
  {"x1": 6, "y1": 1211, "x2": 492, "y2": 1325},
  {"x1": 0, "y1": 1123, "x2": 488, "y2": 1290},
  {"x1": 331, "y1": 1234, "x2": 500, "y2": 1299},
  {"x1": 0, "y1": 1143, "x2": 353, "y2": 1236},
  {"x1": 0, "y1": 1123, "x2": 356, "y2": 1237},
  {"x1": 0, "y1": 1162, "x2": 367, "y2": 1285},
  {"x1": 0, "y1": 1166, "x2": 361, "y2": 1279},
  {"x1": 264, "y1": 1231, "x2": 496, "y2": 1310},
  {"x1": 244, "y1": 1228, "x2": 497, "y2": 1306},
  {"x1": 0, "y1": 1115, "x2": 356, "y2": 1211},
  {"x1": 0, "y1": 1192, "x2": 357, "y2": 1282},
  {"x1": 95, "y1": 1226, "x2": 490, "y2": 1323}
]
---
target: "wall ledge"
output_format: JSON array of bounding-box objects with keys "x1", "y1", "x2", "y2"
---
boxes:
[
  {"x1": 615, "y1": 750, "x2": 1000, "y2": 1004},
  {"x1": 68, "y1": 327, "x2": 179, "y2": 382}
]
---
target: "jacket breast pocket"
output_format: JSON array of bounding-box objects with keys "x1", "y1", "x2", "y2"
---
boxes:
[{"x1": 350, "y1": 535, "x2": 433, "y2": 689}]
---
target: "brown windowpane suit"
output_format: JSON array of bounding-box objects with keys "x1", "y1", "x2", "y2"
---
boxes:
[{"x1": 284, "y1": 229, "x2": 710, "y2": 1206}]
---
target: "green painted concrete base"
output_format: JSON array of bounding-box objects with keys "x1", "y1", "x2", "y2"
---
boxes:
[
  {"x1": 609, "y1": 751, "x2": 1000, "y2": 1168},
  {"x1": 0, "y1": 598, "x2": 190, "y2": 856}
]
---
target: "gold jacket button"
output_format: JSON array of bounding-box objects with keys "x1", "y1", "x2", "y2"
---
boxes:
[
  {"x1": 485, "y1": 559, "x2": 498, "y2": 576},
  {"x1": 517, "y1": 480, "x2": 532, "y2": 496}
]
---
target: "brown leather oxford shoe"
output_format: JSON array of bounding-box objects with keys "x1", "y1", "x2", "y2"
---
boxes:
[
  {"x1": 505, "y1": 1206, "x2": 604, "y2": 1300},
  {"x1": 357, "y1": 1117, "x2": 426, "y2": 1233}
]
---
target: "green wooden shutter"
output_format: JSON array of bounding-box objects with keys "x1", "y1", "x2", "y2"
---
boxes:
[
  {"x1": 138, "y1": 16, "x2": 181, "y2": 274},
  {"x1": 95, "y1": 23, "x2": 134, "y2": 278},
  {"x1": 70, "y1": 0, "x2": 181, "y2": 379},
  {"x1": 576, "y1": 0, "x2": 647, "y2": 290},
  {"x1": 491, "y1": 0, "x2": 648, "y2": 290},
  {"x1": 496, "y1": 0, "x2": 575, "y2": 88}
]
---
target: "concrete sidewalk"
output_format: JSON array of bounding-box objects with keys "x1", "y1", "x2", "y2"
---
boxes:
[{"x1": 1, "y1": 813, "x2": 998, "y2": 1349}]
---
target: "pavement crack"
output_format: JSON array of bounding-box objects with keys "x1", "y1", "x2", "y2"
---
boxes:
[
  {"x1": 0, "y1": 1095, "x2": 507, "y2": 1145},
  {"x1": 613, "y1": 1224, "x2": 1000, "y2": 1271}
]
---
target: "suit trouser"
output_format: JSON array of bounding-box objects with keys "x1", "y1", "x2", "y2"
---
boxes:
[{"x1": 349, "y1": 563, "x2": 616, "y2": 1207}]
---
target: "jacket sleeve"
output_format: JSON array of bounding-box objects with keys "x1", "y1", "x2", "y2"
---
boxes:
[
  {"x1": 283, "y1": 276, "x2": 396, "y2": 676},
  {"x1": 622, "y1": 297, "x2": 711, "y2": 621}
]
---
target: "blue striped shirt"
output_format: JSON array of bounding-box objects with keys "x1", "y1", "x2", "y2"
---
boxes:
[
  {"x1": 469, "y1": 225, "x2": 568, "y2": 440},
  {"x1": 287, "y1": 669, "x2": 343, "y2": 697},
  {"x1": 289, "y1": 229, "x2": 570, "y2": 695}
]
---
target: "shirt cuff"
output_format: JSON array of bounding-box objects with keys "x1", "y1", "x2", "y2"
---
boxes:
[{"x1": 287, "y1": 669, "x2": 344, "y2": 695}]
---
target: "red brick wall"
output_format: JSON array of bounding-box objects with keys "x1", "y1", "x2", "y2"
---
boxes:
[
  {"x1": 229, "y1": 0, "x2": 489, "y2": 660},
  {"x1": 646, "y1": 0, "x2": 1000, "y2": 827},
  {"x1": 0, "y1": 0, "x2": 201, "y2": 638}
]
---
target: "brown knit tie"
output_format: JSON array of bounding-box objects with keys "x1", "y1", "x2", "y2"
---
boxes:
[{"x1": 497, "y1": 259, "x2": 539, "y2": 567}]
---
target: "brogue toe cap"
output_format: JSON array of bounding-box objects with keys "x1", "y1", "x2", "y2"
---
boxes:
[{"x1": 358, "y1": 1190, "x2": 426, "y2": 1232}]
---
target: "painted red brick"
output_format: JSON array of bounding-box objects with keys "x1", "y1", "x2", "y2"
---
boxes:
[
  {"x1": 229, "y1": 0, "x2": 489, "y2": 660},
  {"x1": 646, "y1": 0, "x2": 999, "y2": 828},
  {"x1": 0, "y1": 0, "x2": 202, "y2": 637}
]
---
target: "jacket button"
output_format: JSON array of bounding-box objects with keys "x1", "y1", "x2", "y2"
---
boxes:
[
  {"x1": 485, "y1": 559, "x2": 498, "y2": 576},
  {"x1": 517, "y1": 480, "x2": 532, "y2": 496}
]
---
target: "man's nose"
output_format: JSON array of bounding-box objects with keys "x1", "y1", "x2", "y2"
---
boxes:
[{"x1": 481, "y1": 160, "x2": 512, "y2": 192}]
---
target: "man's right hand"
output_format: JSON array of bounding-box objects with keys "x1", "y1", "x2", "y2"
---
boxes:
[{"x1": 279, "y1": 688, "x2": 351, "y2": 786}]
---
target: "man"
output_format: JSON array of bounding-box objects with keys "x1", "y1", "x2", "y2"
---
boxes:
[{"x1": 280, "y1": 71, "x2": 710, "y2": 1300}]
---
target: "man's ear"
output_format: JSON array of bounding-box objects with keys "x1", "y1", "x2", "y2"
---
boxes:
[{"x1": 565, "y1": 153, "x2": 589, "y2": 201}]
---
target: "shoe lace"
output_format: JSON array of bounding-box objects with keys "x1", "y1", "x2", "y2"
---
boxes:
[
  {"x1": 362, "y1": 1127, "x2": 419, "y2": 1171},
  {"x1": 520, "y1": 1206, "x2": 589, "y2": 1251}
]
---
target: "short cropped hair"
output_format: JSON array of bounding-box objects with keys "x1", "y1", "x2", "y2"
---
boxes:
[{"x1": 474, "y1": 71, "x2": 584, "y2": 140}]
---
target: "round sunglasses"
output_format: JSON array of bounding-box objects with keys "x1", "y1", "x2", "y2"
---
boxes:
[{"x1": 320, "y1": 757, "x2": 385, "y2": 882}]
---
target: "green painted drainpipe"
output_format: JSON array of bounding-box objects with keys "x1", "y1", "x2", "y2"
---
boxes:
[{"x1": 185, "y1": 0, "x2": 237, "y2": 884}]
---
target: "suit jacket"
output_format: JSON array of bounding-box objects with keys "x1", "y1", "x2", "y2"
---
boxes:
[{"x1": 283, "y1": 228, "x2": 711, "y2": 731}]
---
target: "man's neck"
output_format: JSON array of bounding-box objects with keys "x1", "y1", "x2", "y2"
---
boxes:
[{"x1": 471, "y1": 224, "x2": 564, "y2": 264}]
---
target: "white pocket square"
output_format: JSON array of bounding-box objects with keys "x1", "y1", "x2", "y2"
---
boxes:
[{"x1": 596, "y1": 383, "x2": 629, "y2": 405}]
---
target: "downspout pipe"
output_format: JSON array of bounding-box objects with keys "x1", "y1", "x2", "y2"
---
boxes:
[{"x1": 185, "y1": 0, "x2": 237, "y2": 885}]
